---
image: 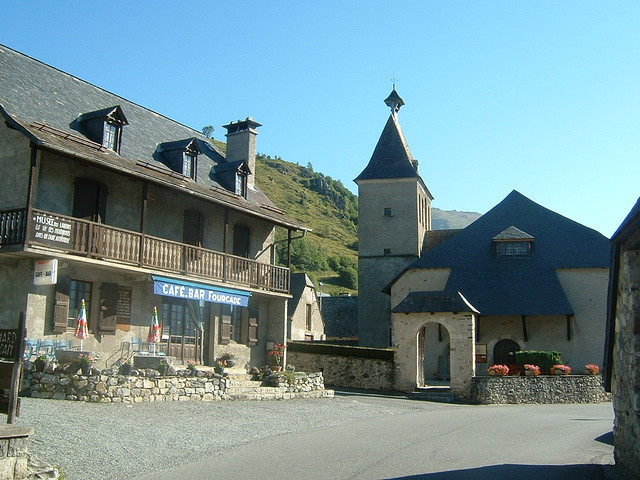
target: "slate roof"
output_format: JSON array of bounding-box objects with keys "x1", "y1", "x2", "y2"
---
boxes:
[
  {"x1": 321, "y1": 296, "x2": 358, "y2": 339},
  {"x1": 391, "y1": 190, "x2": 610, "y2": 316},
  {"x1": 393, "y1": 291, "x2": 479, "y2": 314},
  {"x1": 354, "y1": 113, "x2": 420, "y2": 182},
  {"x1": 0, "y1": 44, "x2": 305, "y2": 231}
]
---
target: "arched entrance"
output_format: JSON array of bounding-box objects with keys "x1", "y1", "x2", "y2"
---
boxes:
[
  {"x1": 417, "y1": 322, "x2": 451, "y2": 386},
  {"x1": 493, "y1": 339, "x2": 520, "y2": 366}
]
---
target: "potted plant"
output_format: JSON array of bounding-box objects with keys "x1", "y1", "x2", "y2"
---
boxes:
[
  {"x1": 186, "y1": 360, "x2": 198, "y2": 375},
  {"x1": 523, "y1": 364, "x2": 541, "y2": 376},
  {"x1": 219, "y1": 353, "x2": 235, "y2": 368},
  {"x1": 550, "y1": 364, "x2": 571, "y2": 375},
  {"x1": 214, "y1": 359, "x2": 227, "y2": 374},
  {"x1": 585, "y1": 364, "x2": 600, "y2": 375},
  {"x1": 269, "y1": 343, "x2": 285, "y2": 372},
  {"x1": 157, "y1": 358, "x2": 169, "y2": 376},
  {"x1": 487, "y1": 364, "x2": 509, "y2": 376},
  {"x1": 33, "y1": 353, "x2": 51, "y2": 373},
  {"x1": 120, "y1": 358, "x2": 133, "y2": 375},
  {"x1": 78, "y1": 353, "x2": 95, "y2": 375}
]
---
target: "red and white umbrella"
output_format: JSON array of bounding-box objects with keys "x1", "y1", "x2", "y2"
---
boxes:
[
  {"x1": 74, "y1": 299, "x2": 89, "y2": 350},
  {"x1": 147, "y1": 306, "x2": 160, "y2": 355}
]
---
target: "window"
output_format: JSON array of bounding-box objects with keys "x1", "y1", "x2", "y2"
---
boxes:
[
  {"x1": 497, "y1": 241, "x2": 530, "y2": 256},
  {"x1": 306, "y1": 304, "x2": 312, "y2": 331},
  {"x1": 183, "y1": 152, "x2": 196, "y2": 179},
  {"x1": 183, "y1": 210, "x2": 204, "y2": 247},
  {"x1": 384, "y1": 207, "x2": 392, "y2": 217},
  {"x1": 235, "y1": 173, "x2": 247, "y2": 197},
  {"x1": 221, "y1": 305, "x2": 243, "y2": 343},
  {"x1": 68, "y1": 280, "x2": 92, "y2": 328},
  {"x1": 103, "y1": 122, "x2": 119, "y2": 151}
]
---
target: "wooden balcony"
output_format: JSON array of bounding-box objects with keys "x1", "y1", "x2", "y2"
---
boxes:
[{"x1": 0, "y1": 208, "x2": 289, "y2": 294}]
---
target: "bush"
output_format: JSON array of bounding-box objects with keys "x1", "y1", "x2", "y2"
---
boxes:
[{"x1": 514, "y1": 350, "x2": 562, "y2": 375}]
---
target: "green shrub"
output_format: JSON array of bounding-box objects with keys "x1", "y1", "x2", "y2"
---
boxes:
[{"x1": 514, "y1": 350, "x2": 562, "y2": 374}]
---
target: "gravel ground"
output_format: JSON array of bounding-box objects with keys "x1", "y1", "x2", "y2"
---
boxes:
[{"x1": 16, "y1": 394, "x2": 409, "y2": 480}]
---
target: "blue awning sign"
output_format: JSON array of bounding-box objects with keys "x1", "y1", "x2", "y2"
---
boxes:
[{"x1": 152, "y1": 276, "x2": 250, "y2": 307}]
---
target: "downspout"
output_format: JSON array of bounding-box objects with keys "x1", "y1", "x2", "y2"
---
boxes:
[
  {"x1": 604, "y1": 242, "x2": 620, "y2": 392},
  {"x1": 24, "y1": 144, "x2": 39, "y2": 244}
]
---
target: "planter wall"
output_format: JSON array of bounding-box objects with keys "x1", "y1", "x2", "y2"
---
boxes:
[{"x1": 471, "y1": 375, "x2": 611, "y2": 404}]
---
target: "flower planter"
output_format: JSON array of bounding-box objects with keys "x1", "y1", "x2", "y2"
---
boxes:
[
  {"x1": 552, "y1": 369, "x2": 568, "y2": 376},
  {"x1": 525, "y1": 370, "x2": 537, "y2": 377},
  {"x1": 81, "y1": 364, "x2": 92, "y2": 375},
  {"x1": 271, "y1": 366, "x2": 282, "y2": 372},
  {"x1": 121, "y1": 363, "x2": 133, "y2": 375},
  {"x1": 214, "y1": 367, "x2": 224, "y2": 374},
  {"x1": 33, "y1": 359, "x2": 47, "y2": 372}
]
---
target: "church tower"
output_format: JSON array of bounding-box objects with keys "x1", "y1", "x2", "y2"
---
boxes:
[{"x1": 354, "y1": 88, "x2": 433, "y2": 347}]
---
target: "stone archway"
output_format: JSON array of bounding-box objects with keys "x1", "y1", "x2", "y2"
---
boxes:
[
  {"x1": 394, "y1": 312, "x2": 476, "y2": 397},
  {"x1": 418, "y1": 322, "x2": 450, "y2": 386}
]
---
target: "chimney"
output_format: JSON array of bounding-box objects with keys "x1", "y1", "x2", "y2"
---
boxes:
[{"x1": 222, "y1": 117, "x2": 261, "y2": 188}]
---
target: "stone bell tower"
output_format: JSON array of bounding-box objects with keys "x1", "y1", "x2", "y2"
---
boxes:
[{"x1": 354, "y1": 87, "x2": 433, "y2": 347}]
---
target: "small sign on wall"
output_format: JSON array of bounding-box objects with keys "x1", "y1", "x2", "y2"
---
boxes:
[
  {"x1": 475, "y1": 343, "x2": 488, "y2": 363},
  {"x1": 34, "y1": 259, "x2": 58, "y2": 285}
]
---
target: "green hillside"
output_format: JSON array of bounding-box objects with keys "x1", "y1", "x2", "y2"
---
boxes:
[{"x1": 253, "y1": 154, "x2": 480, "y2": 295}]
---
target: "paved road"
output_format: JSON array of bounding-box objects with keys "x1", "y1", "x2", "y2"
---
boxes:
[
  {"x1": 19, "y1": 391, "x2": 615, "y2": 479},
  {"x1": 136, "y1": 391, "x2": 615, "y2": 480}
]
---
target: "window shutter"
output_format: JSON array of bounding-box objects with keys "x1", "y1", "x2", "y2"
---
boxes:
[
  {"x1": 96, "y1": 182, "x2": 108, "y2": 224},
  {"x1": 73, "y1": 179, "x2": 98, "y2": 221},
  {"x1": 98, "y1": 282, "x2": 118, "y2": 335},
  {"x1": 183, "y1": 210, "x2": 204, "y2": 247},
  {"x1": 220, "y1": 314, "x2": 231, "y2": 345},
  {"x1": 233, "y1": 224, "x2": 250, "y2": 258},
  {"x1": 53, "y1": 277, "x2": 70, "y2": 334},
  {"x1": 247, "y1": 313, "x2": 258, "y2": 346}
]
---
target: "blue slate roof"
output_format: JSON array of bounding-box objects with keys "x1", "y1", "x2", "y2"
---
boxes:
[
  {"x1": 394, "y1": 190, "x2": 610, "y2": 316},
  {"x1": 0, "y1": 44, "x2": 305, "y2": 230}
]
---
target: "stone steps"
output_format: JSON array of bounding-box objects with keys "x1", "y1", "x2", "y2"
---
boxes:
[
  {"x1": 222, "y1": 374, "x2": 333, "y2": 401},
  {"x1": 410, "y1": 387, "x2": 455, "y2": 403}
]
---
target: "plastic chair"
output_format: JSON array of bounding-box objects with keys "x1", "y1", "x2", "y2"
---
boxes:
[
  {"x1": 42, "y1": 339, "x2": 55, "y2": 356},
  {"x1": 131, "y1": 338, "x2": 148, "y2": 355},
  {"x1": 56, "y1": 339, "x2": 69, "y2": 351},
  {"x1": 25, "y1": 339, "x2": 40, "y2": 359}
]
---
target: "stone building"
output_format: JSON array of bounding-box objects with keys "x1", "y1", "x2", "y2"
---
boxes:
[
  {"x1": 0, "y1": 44, "x2": 307, "y2": 369},
  {"x1": 604, "y1": 197, "x2": 640, "y2": 479},
  {"x1": 387, "y1": 190, "x2": 610, "y2": 395},
  {"x1": 354, "y1": 88, "x2": 433, "y2": 348},
  {"x1": 355, "y1": 89, "x2": 610, "y2": 397},
  {"x1": 287, "y1": 273, "x2": 325, "y2": 341}
]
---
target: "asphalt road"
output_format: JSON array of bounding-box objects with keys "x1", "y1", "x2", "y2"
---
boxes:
[{"x1": 133, "y1": 391, "x2": 615, "y2": 480}]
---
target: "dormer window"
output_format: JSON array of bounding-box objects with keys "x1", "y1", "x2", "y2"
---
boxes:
[
  {"x1": 235, "y1": 172, "x2": 247, "y2": 197},
  {"x1": 213, "y1": 160, "x2": 251, "y2": 198},
  {"x1": 492, "y1": 226, "x2": 534, "y2": 257},
  {"x1": 77, "y1": 106, "x2": 128, "y2": 153},
  {"x1": 157, "y1": 138, "x2": 201, "y2": 179},
  {"x1": 183, "y1": 152, "x2": 196, "y2": 179}
]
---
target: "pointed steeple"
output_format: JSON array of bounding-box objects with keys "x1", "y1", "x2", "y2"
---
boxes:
[{"x1": 384, "y1": 86, "x2": 404, "y2": 116}]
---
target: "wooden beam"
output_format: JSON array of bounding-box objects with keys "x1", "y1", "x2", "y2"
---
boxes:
[{"x1": 521, "y1": 315, "x2": 528, "y2": 342}]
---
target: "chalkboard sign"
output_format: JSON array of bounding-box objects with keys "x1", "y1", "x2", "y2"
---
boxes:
[{"x1": 0, "y1": 330, "x2": 20, "y2": 361}]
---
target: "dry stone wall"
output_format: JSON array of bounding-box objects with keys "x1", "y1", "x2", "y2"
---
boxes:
[{"x1": 471, "y1": 375, "x2": 611, "y2": 404}]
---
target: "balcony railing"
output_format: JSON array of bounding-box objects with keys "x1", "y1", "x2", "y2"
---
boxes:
[{"x1": 0, "y1": 208, "x2": 289, "y2": 293}]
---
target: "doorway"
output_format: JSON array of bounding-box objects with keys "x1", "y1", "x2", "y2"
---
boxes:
[
  {"x1": 493, "y1": 339, "x2": 520, "y2": 366},
  {"x1": 161, "y1": 298, "x2": 210, "y2": 363},
  {"x1": 418, "y1": 322, "x2": 451, "y2": 386}
]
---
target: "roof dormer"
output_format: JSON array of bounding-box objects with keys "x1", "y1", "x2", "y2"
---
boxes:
[
  {"x1": 492, "y1": 226, "x2": 534, "y2": 256},
  {"x1": 157, "y1": 138, "x2": 201, "y2": 180},
  {"x1": 77, "y1": 106, "x2": 128, "y2": 153},
  {"x1": 213, "y1": 160, "x2": 251, "y2": 198}
]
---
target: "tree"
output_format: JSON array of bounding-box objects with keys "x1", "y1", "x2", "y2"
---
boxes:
[{"x1": 201, "y1": 125, "x2": 214, "y2": 139}]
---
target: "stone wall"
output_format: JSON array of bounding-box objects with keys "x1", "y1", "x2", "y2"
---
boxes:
[
  {"x1": 0, "y1": 425, "x2": 32, "y2": 480},
  {"x1": 611, "y1": 249, "x2": 640, "y2": 479},
  {"x1": 470, "y1": 375, "x2": 611, "y2": 404},
  {"x1": 287, "y1": 349, "x2": 395, "y2": 391},
  {"x1": 23, "y1": 368, "x2": 328, "y2": 403}
]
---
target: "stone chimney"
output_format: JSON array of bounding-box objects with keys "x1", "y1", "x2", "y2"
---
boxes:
[{"x1": 222, "y1": 117, "x2": 261, "y2": 188}]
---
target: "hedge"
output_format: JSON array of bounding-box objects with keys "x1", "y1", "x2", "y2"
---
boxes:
[{"x1": 514, "y1": 350, "x2": 563, "y2": 374}]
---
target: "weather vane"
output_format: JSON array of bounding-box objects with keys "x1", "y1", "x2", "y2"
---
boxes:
[{"x1": 391, "y1": 73, "x2": 398, "y2": 90}]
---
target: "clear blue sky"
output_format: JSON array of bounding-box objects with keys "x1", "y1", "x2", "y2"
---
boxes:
[{"x1": 2, "y1": 1, "x2": 638, "y2": 237}]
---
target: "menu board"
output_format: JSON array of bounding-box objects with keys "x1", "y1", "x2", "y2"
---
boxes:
[{"x1": 117, "y1": 286, "x2": 132, "y2": 318}]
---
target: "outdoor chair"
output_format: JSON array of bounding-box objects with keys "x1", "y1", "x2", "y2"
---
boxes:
[
  {"x1": 131, "y1": 338, "x2": 149, "y2": 355},
  {"x1": 42, "y1": 340, "x2": 55, "y2": 356},
  {"x1": 24, "y1": 339, "x2": 39, "y2": 359},
  {"x1": 56, "y1": 340, "x2": 69, "y2": 351}
]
